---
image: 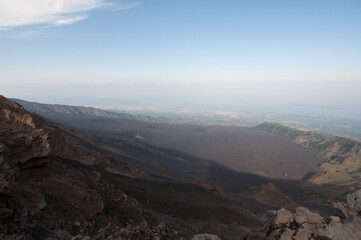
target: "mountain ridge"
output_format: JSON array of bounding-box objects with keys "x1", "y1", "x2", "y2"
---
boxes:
[{"x1": 11, "y1": 98, "x2": 163, "y2": 123}]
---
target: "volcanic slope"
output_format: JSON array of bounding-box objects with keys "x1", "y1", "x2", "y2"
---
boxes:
[
  {"x1": 16, "y1": 98, "x2": 354, "y2": 214},
  {"x1": 14, "y1": 99, "x2": 323, "y2": 181},
  {"x1": 1, "y1": 95, "x2": 263, "y2": 240},
  {"x1": 9, "y1": 97, "x2": 361, "y2": 239}
]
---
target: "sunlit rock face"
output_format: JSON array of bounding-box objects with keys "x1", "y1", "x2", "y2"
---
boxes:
[{"x1": 0, "y1": 95, "x2": 52, "y2": 168}]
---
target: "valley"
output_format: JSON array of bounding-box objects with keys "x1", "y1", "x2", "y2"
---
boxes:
[
  {"x1": 14, "y1": 99, "x2": 323, "y2": 181},
  {"x1": 3, "y1": 1, "x2": 361, "y2": 239},
  {"x1": 2, "y1": 96, "x2": 361, "y2": 239}
]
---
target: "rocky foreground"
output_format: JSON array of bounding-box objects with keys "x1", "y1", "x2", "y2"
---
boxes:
[
  {"x1": 30, "y1": 188, "x2": 361, "y2": 240},
  {"x1": 245, "y1": 189, "x2": 361, "y2": 240}
]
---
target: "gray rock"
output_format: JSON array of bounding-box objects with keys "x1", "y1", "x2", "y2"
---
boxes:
[
  {"x1": 293, "y1": 228, "x2": 310, "y2": 240},
  {"x1": 279, "y1": 228, "x2": 295, "y2": 240},
  {"x1": 346, "y1": 189, "x2": 361, "y2": 214},
  {"x1": 273, "y1": 208, "x2": 293, "y2": 226},
  {"x1": 50, "y1": 230, "x2": 73, "y2": 240},
  {"x1": 191, "y1": 234, "x2": 222, "y2": 240},
  {"x1": 333, "y1": 190, "x2": 361, "y2": 219},
  {"x1": 316, "y1": 216, "x2": 361, "y2": 240},
  {"x1": 294, "y1": 207, "x2": 324, "y2": 232},
  {"x1": 247, "y1": 189, "x2": 361, "y2": 239},
  {"x1": 333, "y1": 201, "x2": 352, "y2": 218},
  {"x1": 259, "y1": 210, "x2": 276, "y2": 231}
]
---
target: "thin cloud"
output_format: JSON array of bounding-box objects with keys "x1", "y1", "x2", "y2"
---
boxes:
[
  {"x1": 101, "y1": 2, "x2": 140, "y2": 11},
  {"x1": 93, "y1": 80, "x2": 106, "y2": 85},
  {"x1": 54, "y1": 15, "x2": 87, "y2": 26},
  {"x1": 0, "y1": 0, "x2": 138, "y2": 30},
  {"x1": 0, "y1": 29, "x2": 42, "y2": 39}
]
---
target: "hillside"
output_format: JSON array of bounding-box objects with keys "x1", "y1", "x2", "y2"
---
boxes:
[
  {"x1": 5, "y1": 95, "x2": 361, "y2": 239},
  {"x1": 1, "y1": 95, "x2": 262, "y2": 239},
  {"x1": 256, "y1": 122, "x2": 361, "y2": 185},
  {"x1": 12, "y1": 100, "x2": 324, "y2": 182},
  {"x1": 15, "y1": 98, "x2": 360, "y2": 208},
  {"x1": 11, "y1": 98, "x2": 162, "y2": 123}
]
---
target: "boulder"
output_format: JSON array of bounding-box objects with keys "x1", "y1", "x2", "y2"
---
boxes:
[
  {"x1": 293, "y1": 228, "x2": 310, "y2": 240},
  {"x1": 279, "y1": 228, "x2": 295, "y2": 240},
  {"x1": 333, "y1": 201, "x2": 352, "y2": 218},
  {"x1": 294, "y1": 207, "x2": 324, "y2": 232},
  {"x1": 316, "y1": 216, "x2": 361, "y2": 240},
  {"x1": 247, "y1": 189, "x2": 361, "y2": 240},
  {"x1": 346, "y1": 189, "x2": 361, "y2": 214},
  {"x1": 259, "y1": 210, "x2": 276, "y2": 231},
  {"x1": 273, "y1": 208, "x2": 293, "y2": 227},
  {"x1": 333, "y1": 189, "x2": 361, "y2": 219}
]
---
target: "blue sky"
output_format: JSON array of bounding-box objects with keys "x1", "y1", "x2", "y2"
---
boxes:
[{"x1": 1, "y1": 0, "x2": 361, "y2": 119}]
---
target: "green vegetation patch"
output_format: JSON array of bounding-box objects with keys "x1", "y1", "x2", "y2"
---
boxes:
[
  {"x1": 336, "y1": 137, "x2": 357, "y2": 152},
  {"x1": 256, "y1": 122, "x2": 323, "y2": 141},
  {"x1": 255, "y1": 122, "x2": 302, "y2": 139},
  {"x1": 256, "y1": 122, "x2": 361, "y2": 185},
  {"x1": 310, "y1": 136, "x2": 356, "y2": 155}
]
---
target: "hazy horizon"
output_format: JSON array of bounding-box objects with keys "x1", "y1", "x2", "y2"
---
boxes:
[{"x1": 1, "y1": 0, "x2": 361, "y2": 120}]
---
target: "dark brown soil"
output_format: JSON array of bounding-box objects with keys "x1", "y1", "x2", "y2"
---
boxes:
[
  {"x1": 19, "y1": 156, "x2": 260, "y2": 239},
  {"x1": 37, "y1": 114, "x2": 322, "y2": 181}
]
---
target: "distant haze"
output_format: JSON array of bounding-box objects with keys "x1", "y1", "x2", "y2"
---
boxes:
[
  {"x1": 3, "y1": 80, "x2": 361, "y2": 120},
  {"x1": 1, "y1": 0, "x2": 361, "y2": 119}
]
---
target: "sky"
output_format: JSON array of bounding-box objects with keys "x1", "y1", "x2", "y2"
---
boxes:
[{"x1": 1, "y1": 0, "x2": 361, "y2": 119}]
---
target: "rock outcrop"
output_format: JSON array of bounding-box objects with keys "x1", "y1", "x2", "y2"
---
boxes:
[
  {"x1": 0, "y1": 96, "x2": 155, "y2": 238},
  {"x1": 333, "y1": 188, "x2": 361, "y2": 218},
  {"x1": 248, "y1": 183, "x2": 296, "y2": 208},
  {"x1": 193, "y1": 178, "x2": 227, "y2": 197},
  {"x1": 0, "y1": 95, "x2": 52, "y2": 167},
  {"x1": 0, "y1": 96, "x2": 53, "y2": 236},
  {"x1": 246, "y1": 189, "x2": 361, "y2": 240}
]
